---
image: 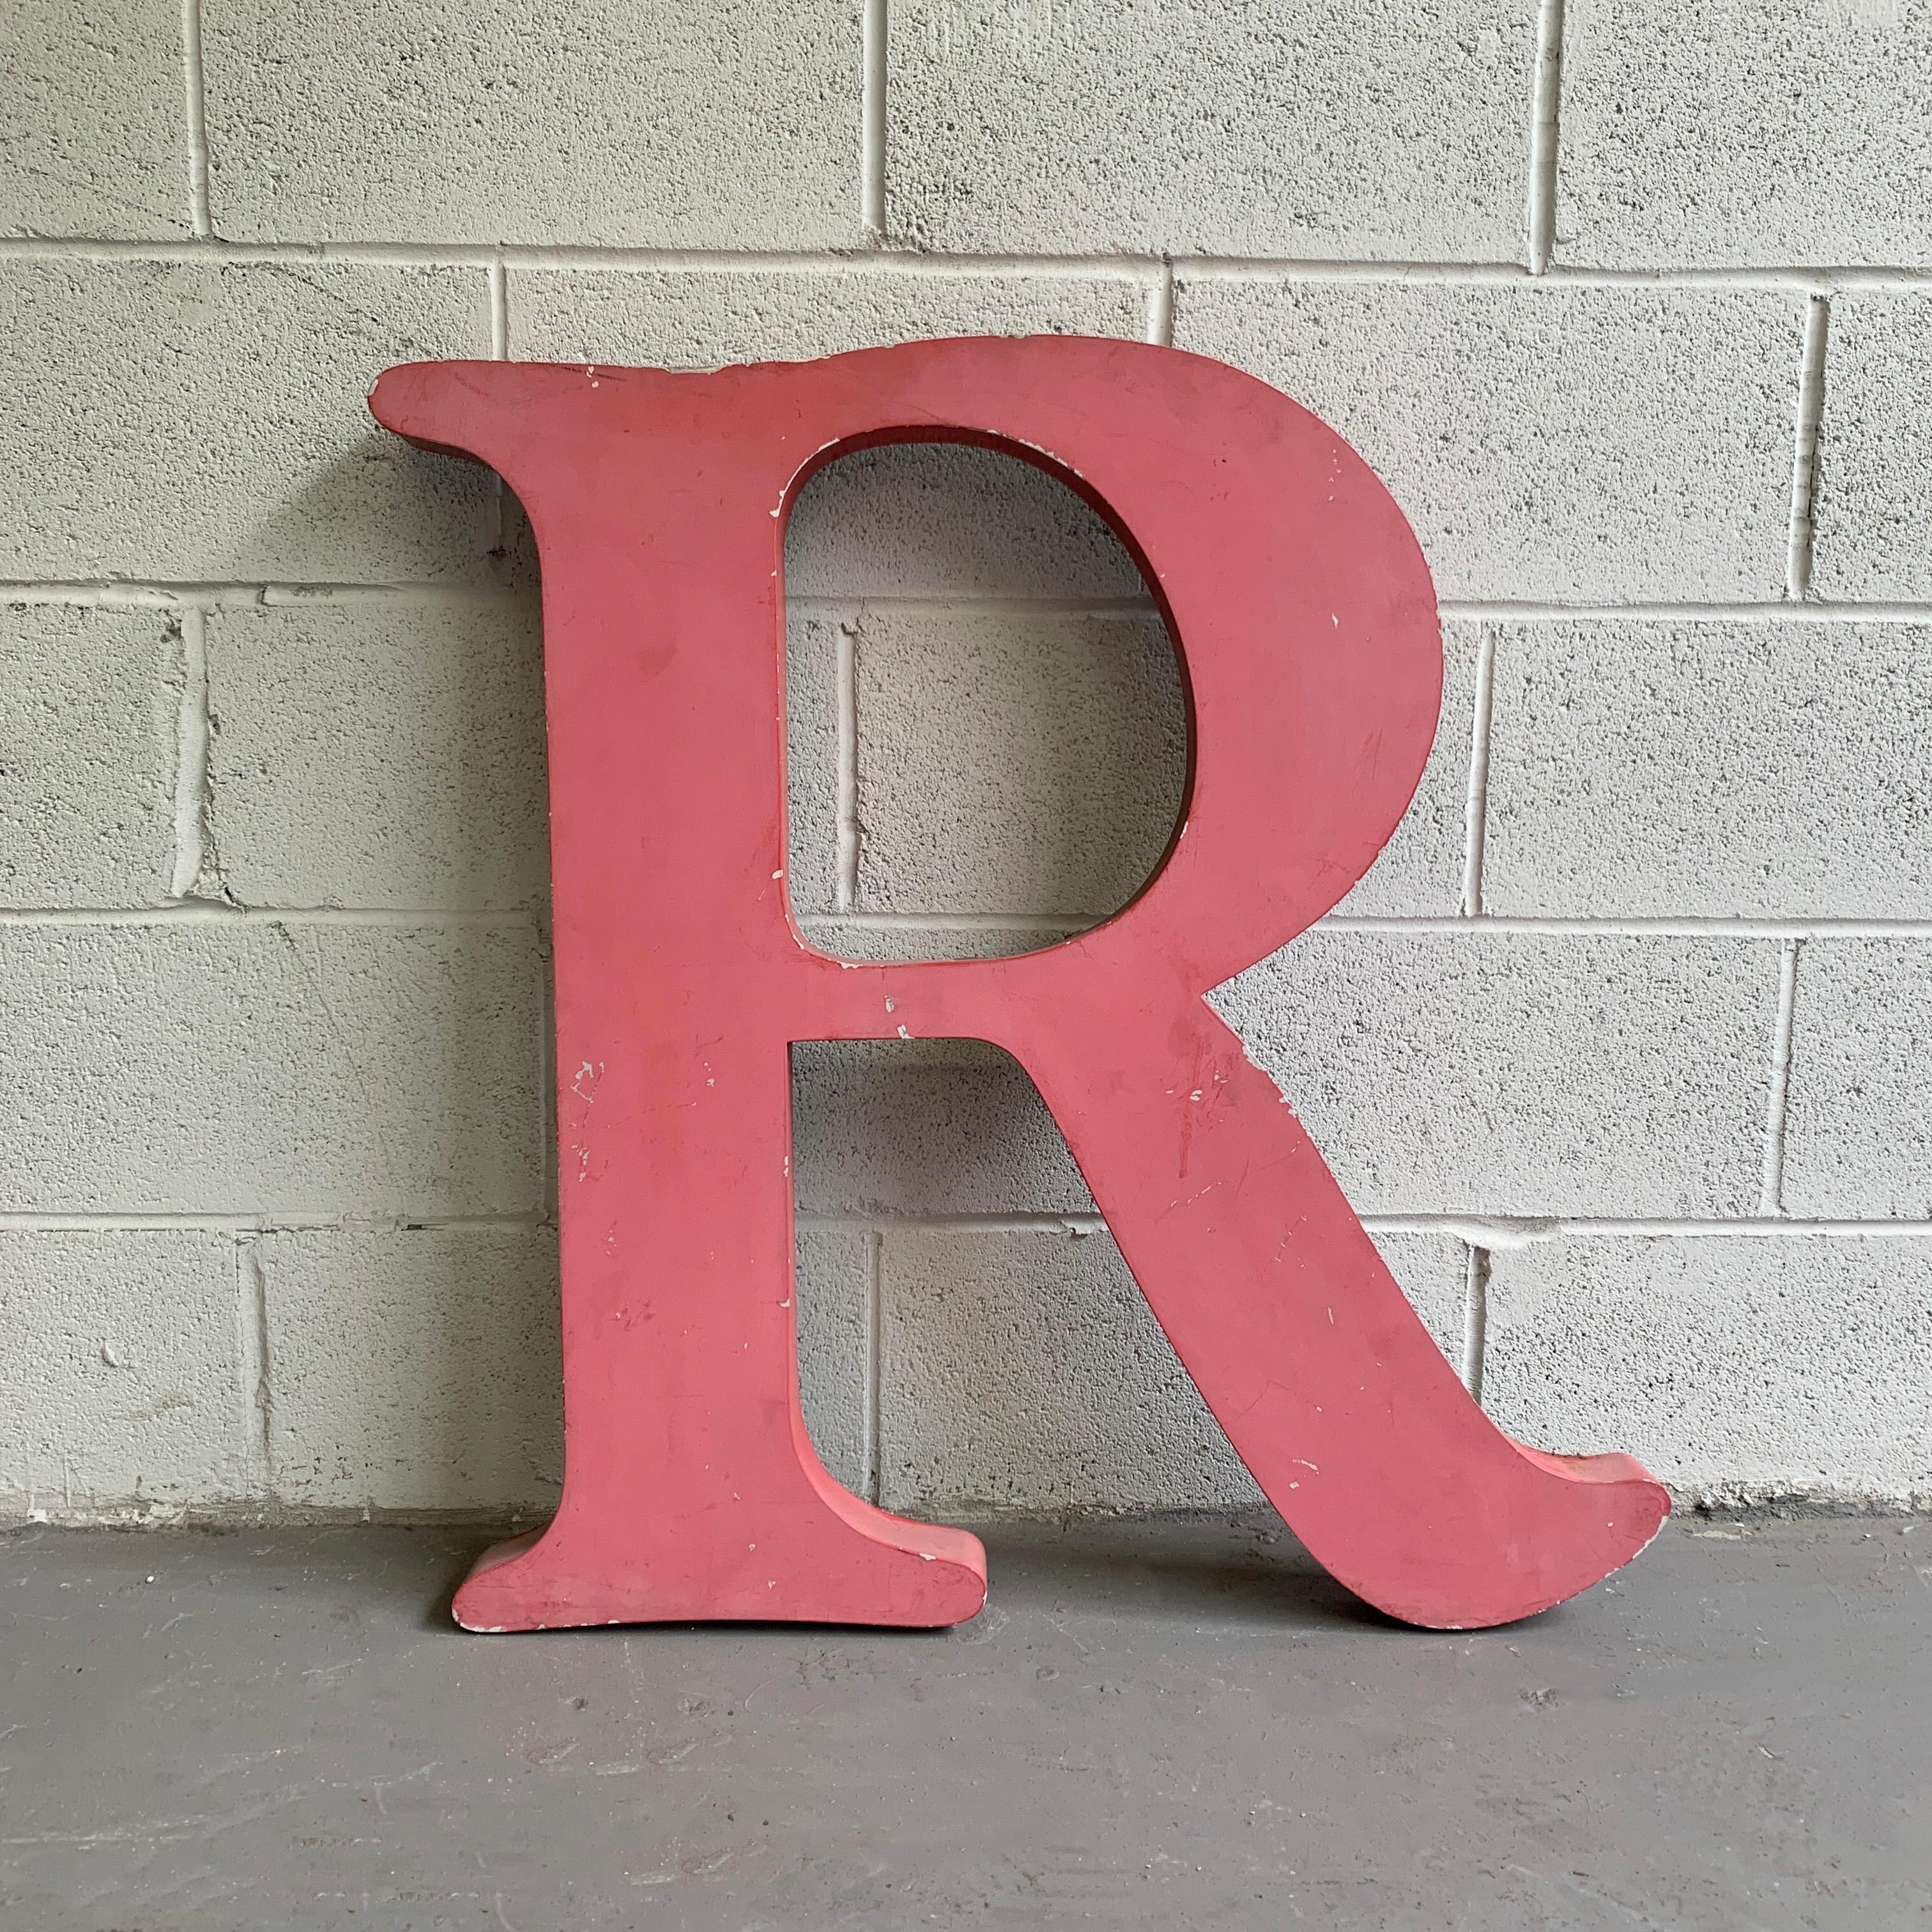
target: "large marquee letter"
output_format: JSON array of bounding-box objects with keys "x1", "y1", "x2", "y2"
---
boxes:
[{"x1": 372, "y1": 337, "x2": 1666, "y2": 1633}]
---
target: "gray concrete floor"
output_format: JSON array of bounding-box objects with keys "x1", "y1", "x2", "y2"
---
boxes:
[{"x1": 1, "y1": 1515, "x2": 1928, "y2": 1931}]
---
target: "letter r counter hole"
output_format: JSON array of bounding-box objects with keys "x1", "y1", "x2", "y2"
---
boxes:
[{"x1": 781, "y1": 440, "x2": 1189, "y2": 958}]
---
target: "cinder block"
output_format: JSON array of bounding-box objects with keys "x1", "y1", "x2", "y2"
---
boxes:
[
  {"x1": 202, "y1": 0, "x2": 864, "y2": 247},
  {"x1": 1211, "y1": 933, "x2": 1778, "y2": 1215},
  {"x1": 875, "y1": 1227, "x2": 1468, "y2": 1515},
  {"x1": 258, "y1": 1227, "x2": 562, "y2": 1512},
  {"x1": 785, "y1": 615, "x2": 843, "y2": 920},
  {"x1": 1339, "y1": 620, "x2": 1481, "y2": 917},
  {"x1": 0, "y1": 1231, "x2": 243, "y2": 1515},
  {"x1": 786, "y1": 443, "x2": 1149, "y2": 601},
  {"x1": 0, "y1": 605, "x2": 178, "y2": 908},
  {"x1": 0, "y1": 260, "x2": 494, "y2": 582},
  {"x1": 510, "y1": 266, "x2": 1149, "y2": 369},
  {"x1": 0, "y1": 924, "x2": 544, "y2": 1215},
  {"x1": 1810, "y1": 293, "x2": 1932, "y2": 601},
  {"x1": 793, "y1": 1228, "x2": 872, "y2": 1497},
  {"x1": 206, "y1": 601, "x2": 548, "y2": 910},
  {"x1": 1485, "y1": 1234, "x2": 1932, "y2": 1504},
  {"x1": 1173, "y1": 279, "x2": 1804, "y2": 601},
  {"x1": 792, "y1": 1041, "x2": 1091, "y2": 1218},
  {"x1": 1483, "y1": 620, "x2": 1932, "y2": 917},
  {"x1": 852, "y1": 606, "x2": 1186, "y2": 917},
  {"x1": 885, "y1": 0, "x2": 1536, "y2": 261},
  {"x1": 878, "y1": 1227, "x2": 1259, "y2": 1514},
  {"x1": 845, "y1": 610, "x2": 1470, "y2": 926},
  {"x1": 1, "y1": 1, "x2": 190, "y2": 238},
  {"x1": 1557, "y1": 0, "x2": 1932, "y2": 266},
  {"x1": 792, "y1": 546, "x2": 1468, "y2": 933},
  {"x1": 1782, "y1": 941, "x2": 1932, "y2": 1219}
]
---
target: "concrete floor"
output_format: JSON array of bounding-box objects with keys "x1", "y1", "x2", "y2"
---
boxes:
[{"x1": 1, "y1": 1515, "x2": 1927, "y2": 1931}]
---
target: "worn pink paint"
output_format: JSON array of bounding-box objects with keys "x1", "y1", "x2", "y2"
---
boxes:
[{"x1": 371, "y1": 336, "x2": 1667, "y2": 1634}]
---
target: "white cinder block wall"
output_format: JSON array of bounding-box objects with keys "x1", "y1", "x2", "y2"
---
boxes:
[{"x1": 3, "y1": 0, "x2": 1929, "y2": 1526}]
